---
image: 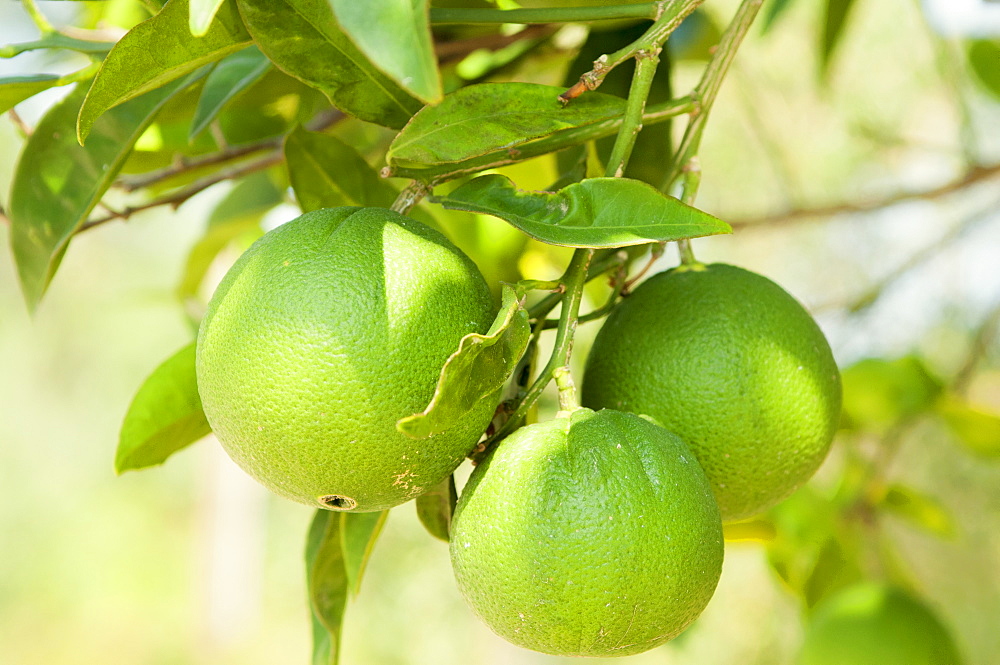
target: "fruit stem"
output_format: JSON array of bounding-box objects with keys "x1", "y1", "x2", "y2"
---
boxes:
[
  {"x1": 553, "y1": 366, "x2": 581, "y2": 413},
  {"x1": 677, "y1": 239, "x2": 698, "y2": 266}
]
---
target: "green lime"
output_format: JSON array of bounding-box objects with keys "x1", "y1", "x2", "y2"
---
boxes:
[
  {"x1": 197, "y1": 207, "x2": 497, "y2": 512},
  {"x1": 800, "y1": 582, "x2": 963, "y2": 665},
  {"x1": 450, "y1": 408, "x2": 723, "y2": 657},
  {"x1": 582, "y1": 263, "x2": 841, "y2": 521}
]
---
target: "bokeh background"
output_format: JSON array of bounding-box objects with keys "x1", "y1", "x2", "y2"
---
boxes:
[{"x1": 2, "y1": 0, "x2": 999, "y2": 663}]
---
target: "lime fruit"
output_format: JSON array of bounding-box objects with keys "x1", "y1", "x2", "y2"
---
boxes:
[
  {"x1": 196, "y1": 207, "x2": 497, "y2": 512},
  {"x1": 450, "y1": 407, "x2": 723, "y2": 657},
  {"x1": 582, "y1": 263, "x2": 841, "y2": 521},
  {"x1": 800, "y1": 582, "x2": 963, "y2": 665}
]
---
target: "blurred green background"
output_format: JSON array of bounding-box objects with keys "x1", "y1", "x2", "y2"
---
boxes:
[{"x1": 2, "y1": 0, "x2": 1000, "y2": 664}]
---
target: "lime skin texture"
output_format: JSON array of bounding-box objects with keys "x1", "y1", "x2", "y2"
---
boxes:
[
  {"x1": 197, "y1": 207, "x2": 497, "y2": 512},
  {"x1": 800, "y1": 582, "x2": 963, "y2": 665},
  {"x1": 450, "y1": 407, "x2": 724, "y2": 657},
  {"x1": 582, "y1": 263, "x2": 842, "y2": 521}
]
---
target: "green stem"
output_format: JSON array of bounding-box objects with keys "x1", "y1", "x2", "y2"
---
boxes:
[
  {"x1": 490, "y1": 248, "x2": 592, "y2": 443},
  {"x1": 605, "y1": 49, "x2": 660, "y2": 177},
  {"x1": 430, "y1": 4, "x2": 660, "y2": 25},
  {"x1": 553, "y1": 367, "x2": 581, "y2": 413},
  {"x1": 563, "y1": 0, "x2": 702, "y2": 97},
  {"x1": 541, "y1": 263, "x2": 625, "y2": 329},
  {"x1": 527, "y1": 249, "x2": 628, "y2": 320},
  {"x1": 22, "y1": 0, "x2": 54, "y2": 34},
  {"x1": 665, "y1": 0, "x2": 764, "y2": 190},
  {"x1": 390, "y1": 181, "x2": 430, "y2": 214},
  {"x1": 386, "y1": 95, "x2": 695, "y2": 183}
]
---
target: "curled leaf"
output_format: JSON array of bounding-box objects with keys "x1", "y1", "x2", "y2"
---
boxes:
[
  {"x1": 397, "y1": 285, "x2": 530, "y2": 439},
  {"x1": 416, "y1": 475, "x2": 457, "y2": 542}
]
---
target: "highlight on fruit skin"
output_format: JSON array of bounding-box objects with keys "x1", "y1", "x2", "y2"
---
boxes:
[
  {"x1": 799, "y1": 582, "x2": 963, "y2": 665},
  {"x1": 582, "y1": 262, "x2": 842, "y2": 521},
  {"x1": 196, "y1": 206, "x2": 498, "y2": 512},
  {"x1": 450, "y1": 407, "x2": 724, "y2": 657}
]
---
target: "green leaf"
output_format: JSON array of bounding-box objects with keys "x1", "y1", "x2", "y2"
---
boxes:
[
  {"x1": 0, "y1": 33, "x2": 113, "y2": 59},
  {"x1": 386, "y1": 82, "x2": 628, "y2": 170},
  {"x1": 433, "y1": 174, "x2": 732, "y2": 248},
  {"x1": 340, "y1": 511, "x2": 388, "y2": 595},
  {"x1": 190, "y1": 45, "x2": 271, "y2": 139},
  {"x1": 760, "y1": 0, "x2": 796, "y2": 33},
  {"x1": 840, "y1": 356, "x2": 943, "y2": 432},
  {"x1": 116, "y1": 343, "x2": 210, "y2": 473},
  {"x1": 937, "y1": 397, "x2": 1000, "y2": 458},
  {"x1": 416, "y1": 475, "x2": 457, "y2": 542},
  {"x1": 398, "y1": 284, "x2": 529, "y2": 438},
  {"x1": 331, "y1": 0, "x2": 441, "y2": 104},
  {"x1": 0, "y1": 75, "x2": 60, "y2": 114},
  {"x1": 306, "y1": 510, "x2": 346, "y2": 665},
  {"x1": 190, "y1": 0, "x2": 228, "y2": 36},
  {"x1": 878, "y1": 483, "x2": 956, "y2": 538},
  {"x1": 284, "y1": 126, "x2": 398, "y2": 212},
  {"x1": 820, "y1": 0, "x2": 858, "y2": 73},
  {"x1": 236, "y1": 0, "x2": 421, "y2": 128},
  {"x1": 177, "y1": 171, "x2": 280, "y2": 301},
  {"x1": 10, "y1": 74, "x2": 202, "y2": 312},
  {"x1": 77, "y1": 0, "x2": 251, "y2": 143},
  {"x1": 802, "y1": 535, "x2": 864, "y2": 608},
  {"x1": 967, "y1": 41, "x2": 1000, "y2": 100}
]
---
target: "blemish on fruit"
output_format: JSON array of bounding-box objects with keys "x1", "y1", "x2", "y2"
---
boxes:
[{"x1": 319, "y1": 494, "x2": 357, "y2": 511}]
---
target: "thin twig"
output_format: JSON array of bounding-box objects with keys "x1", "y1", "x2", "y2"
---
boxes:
[
  {"x1": 6, "y1": 109, "x2": 31, "y2": 137},
  {"x1": 434, "y1": 25, "x2": 557, "y2": 64},
  {"x1": 730, "y1": 164, "x2": 1000, "y2": 229},
  {"x1": 952, "y1": 303, "x2": 1000, "y2": 397}
]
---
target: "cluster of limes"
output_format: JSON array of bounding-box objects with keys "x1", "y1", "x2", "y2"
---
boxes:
[{"x1": 196, "y1": 207, "x2": 842, "y2": 657}]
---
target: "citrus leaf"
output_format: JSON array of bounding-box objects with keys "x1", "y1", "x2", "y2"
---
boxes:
[
  {"x1": 177, "y1": 171, "x2": 280, "y2": 301},
  {"x1": 877, "y1": 483, "x2": 956, "y2": 538},
  {"x1": 0, "y1": 33, "x2": 112, "y2": 58},
  {"x1": 10, "y1": 73, "x2": 202, "y2": 313},
  {"x1": 416, "y1": 474, "x2": 457, "y2": 542},
  {"x1": 77, "y1": 0, "x2": 250, "y2": 143},
  {"x1": 116, "y1": 343, "x2": 210, "y2": 473},
  {"x1": 760, "y1": 0, "x2": 796, "y2": 33},
  {"x1": 820, "y1": 0, "x2": 858, "y2": 74},
  {"x1": 803, "y1": 535, "x2": 864, "y2": 609},
  {"x1": 340, "y1": 511, "x2": 388, "y2": 596},
  {"x1": 967, "y1": 41, "x2": 1000, "y2": 100},
  {"x1": 398, "y1": 284, "x2": 530, "y2": 439},
  {"x1": 386, "y1": 82, "x2": 628, "y2": 170},
  {"x1": 284, "y1": 126, "x2": 398, "y2": 212},
  {"x1": 306, "y1": 510, "x2": 346, "y2": 665},
  {"x1": 190, "y1": 0, "x2": 228, "y2": 36},
  {"x1": 331, "y1": 0, "x2": 441, "y2": 104},
  {"x1": 189, "y1": 45, "x2": 271, "y2": 140},
  {"x1": 937, "y1": 397, "x2": 1000, "y2": 458},
  {"x1": 840, "y1": 357, "x2": 943, "y2": 432},
  {"x1": 236, "y1": 0, "x2": 421, "y2": 129},
  {"x1": 433, "y1": 174, "x2": 732, "y2": 248},
  {"x1": 722, "y1": 519, "x2": 777, "y2": 543},
  {"x1": 0, "y1": 75, "x2": 60, "y2": 114}
]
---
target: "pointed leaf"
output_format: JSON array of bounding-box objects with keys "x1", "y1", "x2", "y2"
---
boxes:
[
  {"x1": 433, "y1": 174, "x2": 732, "y2": 248},
  {"x1": 236, "y1": 0, "x2": 421, "y2": 128},
  {"x1": 306, "y1": 510, "x2": 346, "y2": 665},
  {"x1": 387, "y1": 83, "x2": 627, "y2": 169},
  {"x1": 340, "y1": 511, "x2": 388, "y2": 596},
  {"x1": 878, "y1": 483, "x2": 956, "y2": 538},
  {"x1": 0, "y1": 75, "x2": 60, "y2": 114},
  {"x1": 190, "y1": 0, "x2": 228, "y2": 36},
  {"x1": 937, "y1": 397, "x2": 1000, "y2": 458},
  {"x1": 417, "y1": 475, "x2": 458, "y2": 542},
  {"x1": 116, "y1": 343, "x2": 210, "y2": 473},
  {"x1": 820, "y1": 0, "x2": 858, "y2": 73},
  {"x1": 78, "y1": 0, "x2": 250, "y2": 143},
  {"x1": 398, "y1": 284, "x2": 529, "y2": 439},
  {"x1": 760, "y1": 0, "x2": 796, "y2": 33},
  {"x1": 284, "y1": 126, "x2": 398, "y2": 212},
  {"x1": 840, "y1": 356, "x2": 943, "y2": 432},
  {"x1": 190, "y1": 45, "x2": 271, "y2": 139},
  {"x1": 11, "y1": 73, "x2": 203, "y2": 312},
  {"x1": 331, "y1": 0, "x2": 441, "y2": 104}
]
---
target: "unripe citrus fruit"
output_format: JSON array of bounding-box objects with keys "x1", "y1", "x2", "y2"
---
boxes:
[
  {"x1": 196, "y1": 207, "x2": 497, "y2": 512},
  {"x1": 582, "y1": 263, "x2": 841, "y2": 521},
  {"x1": 800, "y1": 582, "x2": 963, "y2": 665},
  {"x1": 450, "y1": 407, "x2": 723, "y2": 657}
]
